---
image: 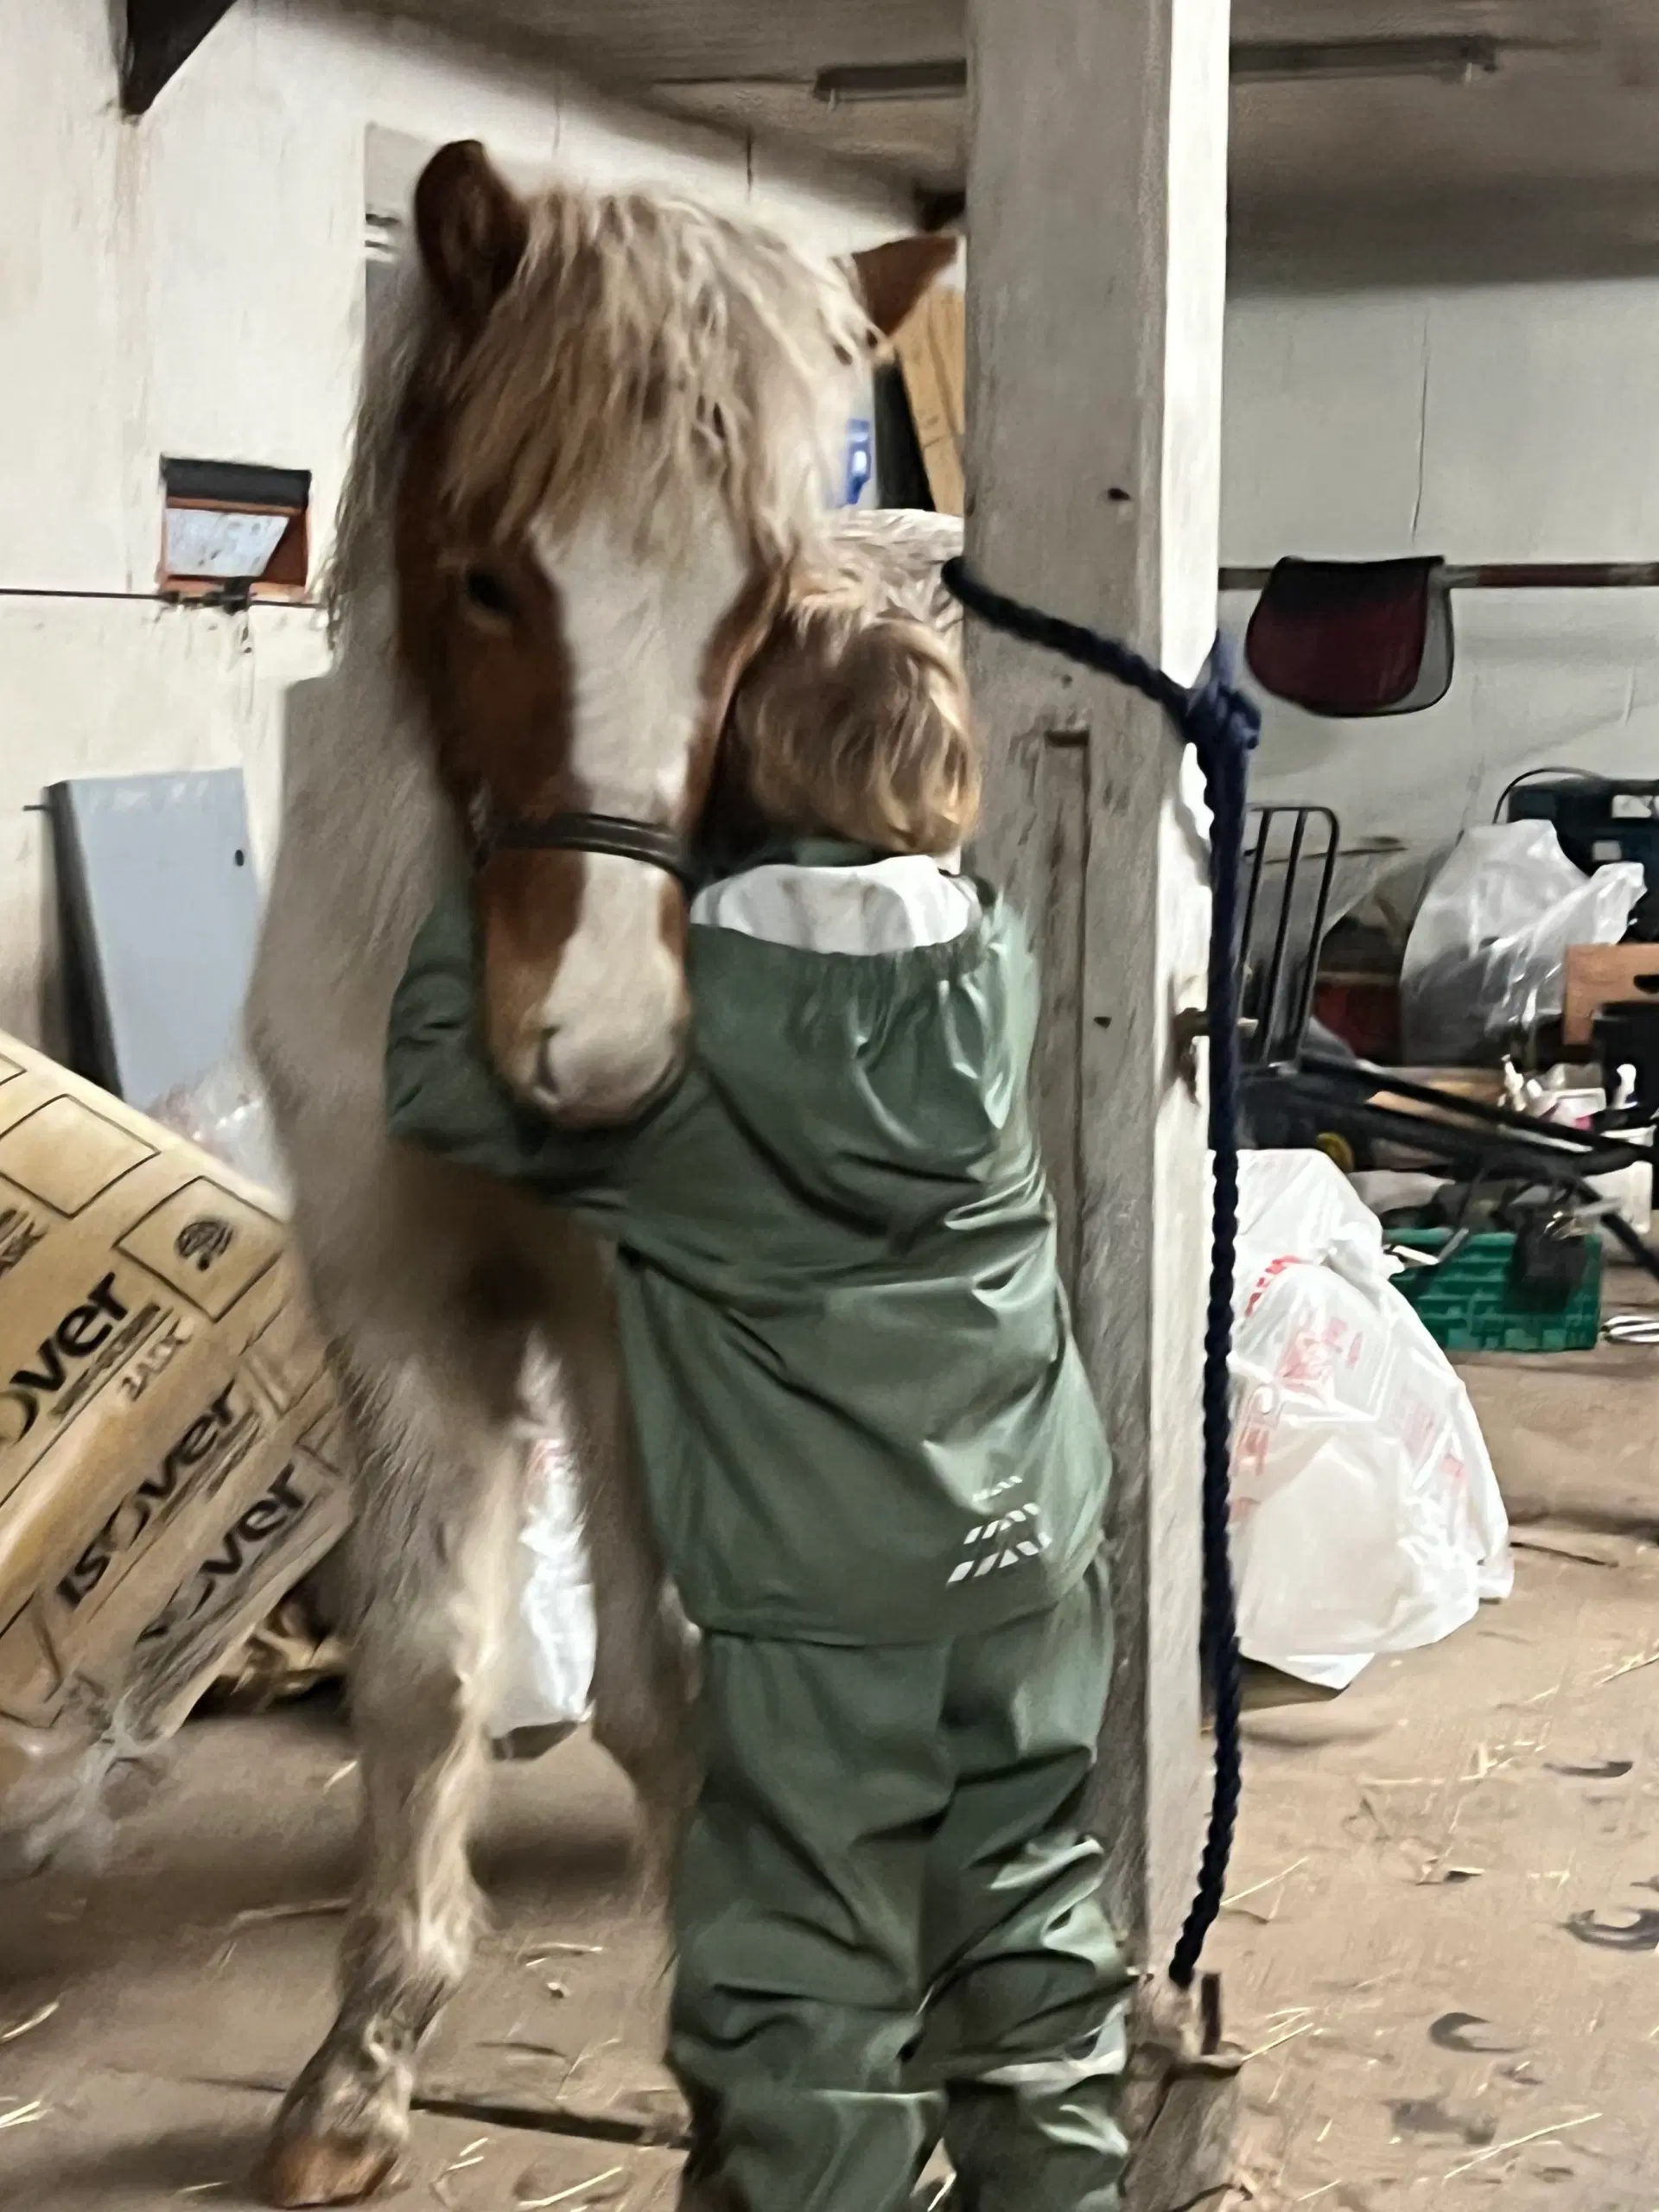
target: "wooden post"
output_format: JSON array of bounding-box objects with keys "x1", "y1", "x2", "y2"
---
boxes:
[{"x1": 963, "y1": 0, "x2": 1230, "y2": 1974}]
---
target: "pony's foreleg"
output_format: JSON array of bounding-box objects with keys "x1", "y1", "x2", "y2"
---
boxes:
[
  {"x1": 260, "y1": 1338, "x2": 524, "y2": 2208},
  {"x1": 585, "y1": 1460, "x2": 701, "y2": 1901},
  {"x1": 559, "y1": 1313, "x2": 702, "y2": 1899}
]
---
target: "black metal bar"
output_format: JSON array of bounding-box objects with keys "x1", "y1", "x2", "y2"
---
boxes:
[
  {"x1": 1260, "y1": 809, "x2": 1306, "y2": 1064},
  {"x1": 0, "y1": 585, "x2": 317, "y2": 609},
  {"x1": 1222, "y1": 562, "x2": 1659, "y2": 594},
  {"x1": 1455, "y1": 563, "x2": 1659, "y2": 590},
  {"x1": 1298, "y1": 1052, "x2": 1643, "y2": 1154},
  {"x1": 1238, "y1": 810, "x2": 1271, "y2": 985},
  {"x1": 1254, "y1": 1081, "x2": 1649, "y2": 1185},
  {"x1": 163, "y1": 457, "x2": 310, "y2": 509},
  {"x1": 1241, "y1": 804, "x2": 1340, "y2": 1070},
  {"x1": 1290, "y1": 808, "x2": 1338, "y2": 1058},
  {"x1": 1237, "y1": 807, "x2": 1273, "y2": 1070}
]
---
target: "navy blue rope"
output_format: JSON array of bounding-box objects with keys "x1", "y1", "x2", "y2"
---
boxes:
[{"x1": 941, "y1": 555, "x2": 1260, "y2": 1989}]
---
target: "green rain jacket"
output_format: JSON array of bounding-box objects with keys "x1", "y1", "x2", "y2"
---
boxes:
[{"x1": 385, "y1": 847, "x2": 1111, "y2": 1646}]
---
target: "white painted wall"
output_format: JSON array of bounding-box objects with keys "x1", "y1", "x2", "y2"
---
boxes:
[
  {"x1": 1221, "y1": 280, "x2": 1659, "y2": 873},
  {"x1": 0, "y1": 0, "x2": 908, "y2": 1054}
]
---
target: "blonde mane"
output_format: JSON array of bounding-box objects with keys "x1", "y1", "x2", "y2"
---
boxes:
[{"x1": 330, "y1": 185, "x2": 871, "y2": 629}]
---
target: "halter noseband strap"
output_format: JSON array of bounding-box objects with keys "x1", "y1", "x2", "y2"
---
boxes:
[{"x1": 473, "y1": 806, "x2": 697, "y2": 891}]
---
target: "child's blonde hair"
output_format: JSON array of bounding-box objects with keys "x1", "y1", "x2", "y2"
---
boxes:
[{"x1": 727, "y1": 535, "x2": 980, "y2": 857}]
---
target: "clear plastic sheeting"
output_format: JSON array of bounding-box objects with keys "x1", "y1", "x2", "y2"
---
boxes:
[
  {"x1": 1230, "y1": 1151, "x2": 1512, "y2": 1690},
  {"x1": 147, "y1": 1053, "x2": 290, "y2": 1204},
  {"x1": 492, "y1": 1435, "x2": 596, "y2": 1740},
  {"x1": 1401, "y1": 822, "x2": 1644, "y2": 1065}
]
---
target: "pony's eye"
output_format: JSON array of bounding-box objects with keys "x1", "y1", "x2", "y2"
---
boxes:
[{"x1": 462, "y1": 567, "x2": 516, "y2": 621}]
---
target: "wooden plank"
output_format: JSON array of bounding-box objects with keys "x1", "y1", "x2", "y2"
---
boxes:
[
  {"x1": 930, "y1": 289, "x2": 966, "y2": 447},
  {"x1": 1563, "y1": 942, "x2": 1659, "y2": 1048},
  {"x1": 893, "y1": 293, "x2": 965, "y2": 517}
]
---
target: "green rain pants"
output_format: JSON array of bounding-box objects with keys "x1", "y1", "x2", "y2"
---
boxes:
[{"x1": 669, "y1": 1560, "x2": 1130, "y2": 2212}]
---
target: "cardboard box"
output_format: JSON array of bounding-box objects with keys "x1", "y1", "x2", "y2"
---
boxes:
[
  {"x1": 0, "y1": 1029, "x2": 352, "y2": 1802},
  {"x1": 1563, "y1": 943, "x2": 1659, "y2": 1050}
]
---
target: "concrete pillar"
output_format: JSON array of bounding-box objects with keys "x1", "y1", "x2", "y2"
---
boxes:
[{"x1": 963, "y1": 0, "x2": 1230, "y2": 1967}]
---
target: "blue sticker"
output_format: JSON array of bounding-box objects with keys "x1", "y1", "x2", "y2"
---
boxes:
[{"x1": 842, "y1": 416, "x2": 874, "y2": 507}]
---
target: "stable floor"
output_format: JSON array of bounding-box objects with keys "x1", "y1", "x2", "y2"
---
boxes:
[
  {"x1": 5, "y1": 1290, "x2": 1659, "y2": 2212},
  {"x1": 1220, "y1": 1280, "x2": 1659, "y2": 2210},
  {"x1": 0, "y1": 1719, "x2": 684, "y2": 2212}
]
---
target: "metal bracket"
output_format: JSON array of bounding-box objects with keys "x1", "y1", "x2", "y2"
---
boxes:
[
  {"x1": 1173, "y1": 1005, "x2": 1208, "y2": 1095},
  {"x1": 1173, "y1": 1006, "x2": 1259, "y2": 1098}
]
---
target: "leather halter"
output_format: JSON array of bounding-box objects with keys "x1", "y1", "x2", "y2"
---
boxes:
[{"x1": 471, "y1": 804, "x2": 696, "y2": 891}]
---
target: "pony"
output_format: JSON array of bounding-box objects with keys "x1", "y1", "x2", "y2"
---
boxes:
[{"x1": 246, "y1": 139, "x2": 957, "y2": 2206}]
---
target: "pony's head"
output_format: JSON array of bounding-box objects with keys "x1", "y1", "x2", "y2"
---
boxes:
[{"x1": 358, "y1": 141, "x2": 953, "y2": 1125}]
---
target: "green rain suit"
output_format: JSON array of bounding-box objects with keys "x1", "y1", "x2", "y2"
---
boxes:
[{"x1": 385, "y1": 846, "x2": 1131, "y2": 2212}]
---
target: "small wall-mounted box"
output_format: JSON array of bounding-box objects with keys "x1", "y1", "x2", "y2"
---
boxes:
[{"x1": 160, "y1": 457, "x2": 311, "y2": 603}]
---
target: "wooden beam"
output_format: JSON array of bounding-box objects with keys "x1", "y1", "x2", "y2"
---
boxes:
[
  {"x1": 964, "y1": 11, "x2": 1240, "y2": 2195},
  {"x1": 963, "y1": 0, "x2": 1231, "y2": 1974},
  {"x1": 122, "y1": 0, "x2": 238, "y2": 117}
]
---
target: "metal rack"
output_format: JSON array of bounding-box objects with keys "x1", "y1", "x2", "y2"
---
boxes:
[{"x1": 1234, "y1": 803, "x2": 1659, "y2": 1280}]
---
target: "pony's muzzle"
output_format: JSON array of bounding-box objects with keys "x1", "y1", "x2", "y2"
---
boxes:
[
  {"x1": 484, "y1": 847, "x2": 693, "y2": 1128},
  {"x1": 530, "y1": 1016, "x2": 686, "y2": 1129}
]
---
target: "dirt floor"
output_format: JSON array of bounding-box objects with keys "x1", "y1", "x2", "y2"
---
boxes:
[
  {"x1": 5, "y1": 1274, "x2": 1659, "y2": 2212},
  {"x1": 1219, "y1": 1269, "x2": 1659, "y2": 2210},
  {"x1": 0, "y1": 1719, "x2": 683, "y2": 2212}
]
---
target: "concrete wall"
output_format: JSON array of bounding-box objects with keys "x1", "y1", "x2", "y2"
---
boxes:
[
  {"x1": 1221, "y1": 280, "x2": 1659, "y2": 874},
  {"x1": 0, "y1": 0, "x2": 908, "y2": 1056}
]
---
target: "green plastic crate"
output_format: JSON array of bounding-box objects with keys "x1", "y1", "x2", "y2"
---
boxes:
[{"x1": 1389, "y1": 1228, "x2": 1602, "y2": 1354}]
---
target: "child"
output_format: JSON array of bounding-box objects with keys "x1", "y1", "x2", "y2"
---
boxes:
[{"x1": 385, "y1": 582, "x2": 1129, "y2": 2212}]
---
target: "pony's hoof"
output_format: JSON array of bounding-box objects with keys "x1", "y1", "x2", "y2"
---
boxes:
[{"x1": 257, "y1": 2130, "x2": 402, "y2": 2207}]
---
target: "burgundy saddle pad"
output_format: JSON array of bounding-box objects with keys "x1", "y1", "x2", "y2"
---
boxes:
[{"x1": 1245, "y1": 556, "x2": 1453, "y2": 717}]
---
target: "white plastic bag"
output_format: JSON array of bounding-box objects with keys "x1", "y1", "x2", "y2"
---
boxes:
[
  {"x1": 1401, "y1": 823, "x2": 1644, "y2": 1063},
  {"x1": 1230, "y1": 1151, "x2": 1511, "y2": 1689},
  {"x1": 491, "y1": 1435, "x2": 596, "y2": 1739}
]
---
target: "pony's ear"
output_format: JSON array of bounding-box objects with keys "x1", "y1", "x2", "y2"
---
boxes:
[
  {"x1": 414, "y1": 141, "x2": 530, "y2": 338},
  {"x1": 850, "y1": 234, "x2": 958, "y2": 339}
]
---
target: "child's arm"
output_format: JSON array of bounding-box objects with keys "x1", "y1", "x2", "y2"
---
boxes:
[{"x1": 385, "y1": 887, "x2": 630, "y2": 1232}]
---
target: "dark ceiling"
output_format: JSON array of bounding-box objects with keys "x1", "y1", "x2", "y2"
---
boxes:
[{"x1": 340, "y1": 1, "x2": 1659, "y2": 281}]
